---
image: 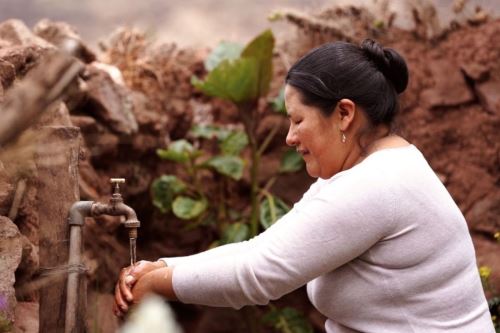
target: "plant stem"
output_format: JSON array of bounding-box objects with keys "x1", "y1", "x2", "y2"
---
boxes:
[
  {"x1": 188, "y1": 158, "x2": 205, "y2": 199},
  {"x1": 238, "y1": 102, "x2": 261, "y2": 237},
  {"x1": 250, "y1": 146, "x2": 260, "y2": 236}
]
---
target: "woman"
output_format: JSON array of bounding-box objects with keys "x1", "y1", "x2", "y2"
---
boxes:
[{"x1": 114, "y1": 39, "x2": 494, "y2": 332}]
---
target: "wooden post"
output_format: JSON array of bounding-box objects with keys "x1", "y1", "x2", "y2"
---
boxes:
[{"x1": 36, "y1": 126, "x2": 83, "y2": 332}]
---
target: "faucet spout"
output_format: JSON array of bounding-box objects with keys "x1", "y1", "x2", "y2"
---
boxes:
[
  {"x1": 91, "y1": 201, "x2": 140, "y2": 228},
  {"x1": 91, "y1": 201, "x2": 140, "y2": 266}
]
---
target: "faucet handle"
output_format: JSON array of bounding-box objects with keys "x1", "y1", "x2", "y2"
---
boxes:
[{"x1": 110, "y1": 178, "x2": 125, "y2": 194}]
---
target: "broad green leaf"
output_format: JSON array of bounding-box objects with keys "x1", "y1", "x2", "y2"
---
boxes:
[
  {"x1": 271, "y1": 86, "x2": 287, "y2": 115},
  {"x1": 279, "y1": 149, "x2": 304, "y2": 173},
  {"x1": 260, "y1": 195, "x2": 290, "y2": 229},
  {"x1": 157, "y1": 139, "x2": 199, "y2": 163},
  {"x1": 220, "y1": 131, "x2": 248, "y2": 155},
  {"x1": 221, "y1": 222, "x2": 250, "y2": 244},
  {"x1": 172, "y1": 196, "x2": 208, "y2": 220},
  {"x1": 241, "y1": 29, "x2": 275, "y2": 97},
  {"x1": 205, "y1": 41, "x2": 243, "y2": 71},
  {"x1": 262, "y1": 307, "x2": 313, "y2": 333},
  {"x1": 190, "y1": 124, "x2": 231, "y2": 140},
  {"x1": 151, "y1": 175, "x2": 187, "y2": 214},
  {"x1": 192, "y1": 57, "x2": 259, "y2": 104},
  {"x1": 206, "y1": 155, "x2": 244, "y2": 180}
]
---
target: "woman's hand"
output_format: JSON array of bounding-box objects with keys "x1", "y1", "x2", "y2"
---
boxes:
[
  {"x1": 131, "y1": 266, "x2": 178, "y2": 304},
  {"x1": 113, "y1": 260, "x2": 166, "y2": 317}
]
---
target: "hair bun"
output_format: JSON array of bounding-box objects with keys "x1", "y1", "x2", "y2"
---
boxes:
[{"x1": 361, "y1": 39, "x2": 408, "y2": 94}]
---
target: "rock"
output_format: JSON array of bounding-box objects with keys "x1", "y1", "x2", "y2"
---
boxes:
[
  {"x1": 474, "y1": 78, "x2": 500, "y2": 114},
  {"x1": 15, "y1": 235, "x2": 39, "y2": 286},
  {"x1": 13, "y1": 302, "x2": 38, "y2": 333},
  {"x1": 445, "y1": 163, "x2": 496, "y2": 228},
  {"x1": 129, "y1": 91, "x2": 169, "y2": 153},
  {"x1": 0, "y1": 19, "x2": 53, "y2": 49},
  {"x1": 132, "y1": 91, "x2": 169, "y2": 133},
  {"x1": 466, "y1": 193, "x2": 500, "y2": 234},
  {"x1": 36, "y1": 102, "x2": 72, "y2": 127},
  {"x1": 420, "y1": 60, "x2": 474, "y2": 108},
  {"x1": 0, "y1": 38, "x2": 11, "y2": 49},
  {"x1": 78, "y1": 153, "x2": 105, "y2": 201},
  {"x1": 74, "y1": 116, "x2": 120, "y2": 158},
  {"x1": 0, "y1": 216, "x2": 22, "y2": 323},
  {"x1": 16, "y1": 183, "x2": 38, "y2": 246},
  {"x1": 82, "y1": 64, "x2": 138, "y2": 135},
  {"x1": 0, "y1": 59, "x2": 15, "y2": 89},
  {"x1": 33, "y1": 19, "x2": 96, "y2": 63},
  {"x1": 460, "y1": 62, "x2": 489, "y2": 83},
  {"x1": 0, "y1": 45, "x2": 45, "y2": 77},
  {"x1": 63, "y1": 77, "x2": 88, "y2": 112},
  {"x1": 69, "y1": 115, "x2": 96, "y2": 129},
  {"x1": 90, "y1": 61, "x2": 124, "y2": 85},
  {"x1": 167, "y1": 98, "x2": 193, "y2": 139},
  {"x1": 0, "y1": 164, "x2": 14, "y2": 216}
]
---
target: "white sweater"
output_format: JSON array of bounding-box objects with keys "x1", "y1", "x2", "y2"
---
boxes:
[{"x1": 162, "y1": 145, "x2": 494, "y2": 333}]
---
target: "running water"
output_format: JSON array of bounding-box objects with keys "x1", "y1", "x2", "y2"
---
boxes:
[{"x1": 130, "y1": 237, "x2": 137, "y2": 266}]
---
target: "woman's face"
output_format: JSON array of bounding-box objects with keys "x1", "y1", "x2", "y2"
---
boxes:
[{"x1": 284, "y1": 85, "x2": 344, "y2": 179}]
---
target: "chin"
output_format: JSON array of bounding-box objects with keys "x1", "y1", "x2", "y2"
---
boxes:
[{"x1": 305, "y1": 166, "x2": 320, "y2": 178}]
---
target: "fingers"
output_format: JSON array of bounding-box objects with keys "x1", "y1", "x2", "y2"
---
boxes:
[
  {"x1": 129, "y1": 260, "x2": 151, "y2": 278},
  {"x1": 113, "y1": 260, "x2": 164, "y2": 316},
  {"x1": 119, "y1": 270, "x2": 134, "y2": 303},
  {"x1": 114, "y1": 281, "x2": 129, "y2": 313},
  {"x1": 113, "y1": 299, "x2": 123, "y2": 318},
  {"x1": 114, "y1": 266, "x2": 135, "y2": 315}
]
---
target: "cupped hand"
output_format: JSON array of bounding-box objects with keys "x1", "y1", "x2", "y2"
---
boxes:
[
  {"x1": 131, "y1": 266, "x2": 174, "y2": 304},
  {"x1": 113, "y1": 260, "x2": 166, "y2": 317}
]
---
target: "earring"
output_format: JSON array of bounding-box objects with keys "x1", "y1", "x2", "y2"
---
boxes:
[{"x1": 341, "y1": 132, "x2": 346, "y2": 143}]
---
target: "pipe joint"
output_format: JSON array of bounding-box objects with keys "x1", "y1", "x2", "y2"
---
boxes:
[{"x1": 68, "y1": 201, "x2": 94, "y2": 226}]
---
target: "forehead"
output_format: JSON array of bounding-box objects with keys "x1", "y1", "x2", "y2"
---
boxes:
[
  {"x1": 284, "y1": 84, "x2": 320, "y2": 117},
  {"x1": 284, "y1": 85, "x2": 305, "y2": 114}
]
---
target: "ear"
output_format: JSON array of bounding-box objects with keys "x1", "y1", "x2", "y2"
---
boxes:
[{"x1": 335, "y1": 98, "x2": 356, "y2": 131}]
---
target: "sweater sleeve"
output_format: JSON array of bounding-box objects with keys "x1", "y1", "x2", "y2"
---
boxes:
[
  {"x1": 171, "y1": 173, "x2": 397, "y2": 309},
  {"x1": 160, "y1": 179, "x2": 325, "y2": 267},
  {"x1": 160, "y1": 240, "x2": 254, "y2": 267}
]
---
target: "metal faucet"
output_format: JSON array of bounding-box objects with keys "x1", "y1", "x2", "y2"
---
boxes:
[
  {"x1": 92, "y1": 178, "x2": 140, "y2": 265},
  {"x1": 65, "y1": 178, "x2": 141, "y2": 333}
]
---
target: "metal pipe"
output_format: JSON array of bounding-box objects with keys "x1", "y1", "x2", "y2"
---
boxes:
[
  {"x1": 65, "y1": 201, "x2": 93, "y2": 333},
  {"x1": 65, "y1": 194, "x2": 141, "y2": 332}
]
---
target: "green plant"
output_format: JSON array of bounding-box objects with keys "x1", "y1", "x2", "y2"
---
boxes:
[
  {"x1": 152, "y1": 29, "x2": 309, "y2": 332},
  {"x1": 152, "y1": 127, "x2": 249, "y2": 239},
  {"x1": 479, "y1": 265, "x2": 499, "y2": 331},
  {"x1": 262, "y1": 305, "x2": 313, "y2": 333},
  {"x1": 153, "y1": 30, "x2": 303, "y2": 239}
]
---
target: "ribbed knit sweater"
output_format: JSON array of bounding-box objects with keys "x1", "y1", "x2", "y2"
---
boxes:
[{"x1": 162, "y1": 145, "x2": 494, "y2": 333}]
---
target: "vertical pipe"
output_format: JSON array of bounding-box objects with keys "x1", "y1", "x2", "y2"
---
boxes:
[
  {"x1": 65, "y1": 200, "x2": 93, "y2": 333},
  {"x1": 65, "y1": 226, "x2": 82, "y2": 333}
]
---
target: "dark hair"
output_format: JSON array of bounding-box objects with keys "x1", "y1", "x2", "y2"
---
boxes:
[{"x1": 285, "y1": 39, "x2": 408, "y2": 127}]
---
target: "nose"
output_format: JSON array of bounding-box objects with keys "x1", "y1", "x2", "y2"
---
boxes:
[{"x1": 286, "y1": 124, "x2": 297, "y2": 147}]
